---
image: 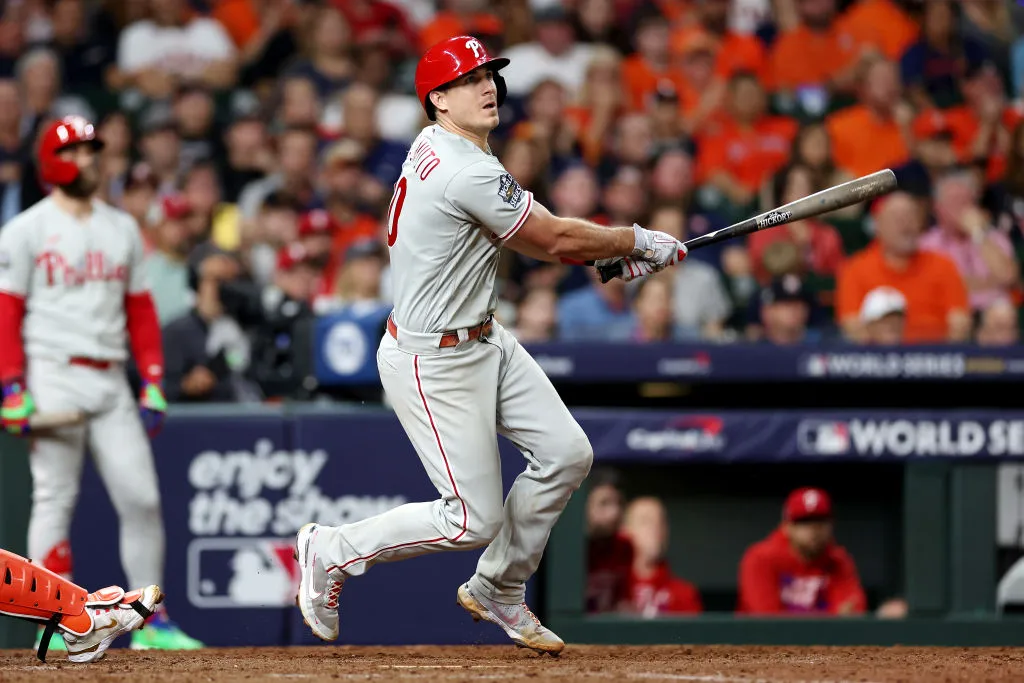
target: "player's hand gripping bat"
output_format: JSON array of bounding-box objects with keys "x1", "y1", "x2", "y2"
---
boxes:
[{"x1": 594, "y1": 169, "x2": 899, "y2": 284}]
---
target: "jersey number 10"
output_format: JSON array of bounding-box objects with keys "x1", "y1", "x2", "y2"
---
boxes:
[{"x1": 386, "y1": 177, "x2": 408, "y2": 247}]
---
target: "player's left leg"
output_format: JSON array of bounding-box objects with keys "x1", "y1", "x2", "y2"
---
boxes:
[
  {"x1": 0, "y1": 547, "x2": 163, "y2": 663},
  {"x1": 459, "y1": 323, "x2": 594, "y2": 655},
  {"x1": 85, "y1": 370, "x2": 203, "y2": 650}
]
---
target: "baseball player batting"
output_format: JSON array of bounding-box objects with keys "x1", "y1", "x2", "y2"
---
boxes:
[
  {"x1": 0, "y1": 116, "x2": 202, "y2": 653},
  {"x1": 294, "y1": 36, "x2": 686, "y2": 655},
  {"x1": 0, "y1": 546, "x2": 163, "y2": 663}
]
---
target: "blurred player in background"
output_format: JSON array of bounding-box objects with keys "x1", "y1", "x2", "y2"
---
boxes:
[
  {"x1": 737, "y1": 487, "x2": 866, "y2": 615},
  {"x1": 586, "y1": 467, "x2": 634, "y2": 613},
  {"x1": 0, "y1": 116, "x2": 202, "y2": 653}
]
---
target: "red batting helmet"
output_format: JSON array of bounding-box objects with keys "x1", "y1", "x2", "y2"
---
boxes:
[
  {"x1": 37, "y1": 115, "x2": 105, "y2": 186},
  {"x1": 415, "y1": 36, "x2": 510, "y2": 121}
]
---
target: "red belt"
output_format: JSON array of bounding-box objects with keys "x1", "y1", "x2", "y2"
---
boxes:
[
  {"x1": 387, "y1": 314, "x2": 493, "y2": 349},
  {"x1": 69, "y1": 357, "x2": 112, "y2": 370}
]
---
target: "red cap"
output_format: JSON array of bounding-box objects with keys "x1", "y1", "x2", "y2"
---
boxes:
[
  {"x1": 298, "y1": 210, "x2": 338, "y2": 237},
  {"x1": 415, "y1": 35, "x2": 509, "y2": 120},
  {"x1": 161, "y1": 193, "x2": 192, "y2": 221},
  {"x1": 277, "y1": 243, "x2": 311, "y2": 271},
  {"x1": 783, "y1": 487, "x2": 832, "y2": 522}
]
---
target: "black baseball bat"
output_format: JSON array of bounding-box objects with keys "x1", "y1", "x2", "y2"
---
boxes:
[{"x1": 593, "y1": 168, "x2": 899, "y2": 283}]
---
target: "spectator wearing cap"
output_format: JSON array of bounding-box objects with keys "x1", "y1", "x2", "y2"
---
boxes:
[
  {"x1": 976, "y1": 299, "x2": 1020, "y2": 347},
  {"x1": 895, "y1": 110, "x2": 959, "y2": 201},
  {"x1": 921, "y1": 172, "x2": 1019, "y2": 313},
  {"x1": 836, "y1": 192, "x2": 970, "y2": 343},
  {"x1": 238, "y1": 125, "x2": 319, "y2": 219},
  {"x1": 419, "y1": 0, "x2": 503, "y2": 55},
  {"x1": 752, "y1": 274, "x2": 816, "y2": 345},
  {"x1": 646, "y1": 204, "x2": 732, "y2": 340},
  {"x1": 858, "y1": 286, "x2": 906, "y2": 345},
  {"x1": 500, "y1": 5, "x2": 594, "y2": 100},
  {"x1": 621, "y1": 496, "x2": 702, "y2": 618},
  {"x1": 824, "y1": 57, "x2": 910, "y2": 179},
  {"x1": 333, "y1": 0, "x2": 418, "y2": 61},
  {"x1": 737, "y1": 487, "x2": 866, "y2": 616},
  {"x1": 317, "y1": 138, "x2": 382, "y2": 253},
  {"x1": 672, "y1": 0, "x2": 768, "y2": 86},
  {"x1": 162, "y1": 251, "x2": 254, "y2": 403},
  {"x1": 143, "y1": 194, "x2": 196, "y2": 325},
  {"x1": 137, "y1": 102, "x2": 183, "y2": 196},
  {"x1": 281, "y1": 5, "x2": 353, "y2": 100},
  {"x1": 899, "y1": 0, "x2": 989, "y2": 111},
  {"x1": 112, "y1": 0, "x2": 238, "y2": 101},
  {"x1": 749, "y1": 164, "x2": 844, "y2": 286},
  {"x1": 696, "y1": 72, "x2": 798, "y2": 213},
  {"x1": 621, "y1": 12, "x2": 678, "y2": 113},
  {"x1": 630, "y1": 274, "x2": 675, "y2": 343}
]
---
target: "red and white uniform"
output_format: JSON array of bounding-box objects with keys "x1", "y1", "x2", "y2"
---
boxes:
[
  {"x1": 310, "y1": 124, "x2": 593, "y2": 605},
  {"x1": 737, "y1": 527, "x2": 866, "y2": 615},
  {"x1": 0, "y1": 196, "x2": 165, "y2": 588},
  {"x1": 629, "y1": 562, "x2": 702, "y2": 617}
]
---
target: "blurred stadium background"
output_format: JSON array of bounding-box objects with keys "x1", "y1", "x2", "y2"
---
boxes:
[{"x1": 3, "y1": 0, "x2": 1024, "y2": 651}]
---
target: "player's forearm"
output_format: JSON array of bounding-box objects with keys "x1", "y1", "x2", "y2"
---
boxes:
[
  {"x1": 0, "y1": 292, "x2": 26, "y2": 382},
  {"x1": 547, "y1": 217, "x2": 637, "y2": 261},
  {"x1": 125, "y1": 292, "x2": 165, "y2": 385}
]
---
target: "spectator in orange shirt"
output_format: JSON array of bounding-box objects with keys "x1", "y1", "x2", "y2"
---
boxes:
[
  {"x1": 825, "y1": 57, "x2": 912, "y2": 178},
  {"x1": 418, "y1": 0, "x2": 503, "y2": 54},
  {"x1": 836, "y1": 0, "x2": 919, "y2": 63},
  {"x1": 587, "y1": 467, "x2": 634, "y2": 614},
  {"x1": 672, "y1": 0, "x2": 768, "y2": 85},
  {"x1": 920, "y1": 172, "x2": 1019, "y2": 313},
  {"x1": 836, "y1": 191, "x2": 971, "y2": 343},
  {"x1": 696, "y1": 72, "x2": 798, "y2": 209},
  {"x1": 622, "y1": 12, "x2": 679, "y2": 112},
  {"x1": 564, "y1": 46, "x2": 626, "y2": 166},
  {"x1": 749, "y1": 163, "x2": 845, "y2": 285},
  {"x1": 672, "y1": 28, "x2": 727, "y2": 135},
  {"x1": 621, "y1": 497, "x2": 702, "y2": 617},
  {"x1": 770, "y1": 0, "x2": 865, "y2": 112},
  {"x1": 737, "y1": 487, "x2": 867, "y2": 616}
]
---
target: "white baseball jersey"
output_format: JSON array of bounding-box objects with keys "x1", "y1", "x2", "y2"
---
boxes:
[
  {"x1": 386, "y1": 125, "x2": 534, "y2": 334},
  {"x1": 0, "y1": 196, "x2": 149, "y2": 362}
]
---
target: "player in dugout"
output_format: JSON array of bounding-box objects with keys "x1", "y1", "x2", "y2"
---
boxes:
[{"x1": 737, "y1": 487, "x2": 866, "y2": 615}]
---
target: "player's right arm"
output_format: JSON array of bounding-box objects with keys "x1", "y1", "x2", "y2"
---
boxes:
[
  {"x1": 0, "y1": 220, "x2": 32, "y2": 383},
  {"x1": 505, "y1": 202, "x2": 636, "y2": 263}
]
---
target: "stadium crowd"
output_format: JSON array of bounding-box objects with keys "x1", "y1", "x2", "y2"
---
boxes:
[{"x1": 2, "y1": 0, "x2": 1024, "y2": 400}]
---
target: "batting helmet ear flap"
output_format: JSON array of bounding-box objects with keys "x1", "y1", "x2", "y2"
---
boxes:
[{"x1": 494, "y1": 72, "x2": 507, "y2": 111}]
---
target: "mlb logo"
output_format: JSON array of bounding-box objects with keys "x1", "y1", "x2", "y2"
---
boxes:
[
  {"x1": 188, "y1": 538, "x2": 299, "y2": 609},
  {"x1": 797, "y1": 421, "x2": 850, "y2": 456},
  {"x1": 803, "y1": 354, "x2": 828, "y2": 377}
]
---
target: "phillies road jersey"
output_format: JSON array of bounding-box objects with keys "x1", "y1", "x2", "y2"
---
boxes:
[
  {"x1": 386, "y1": 125, "x2": 534, "y2": 334},
  {"x1": 0, "y1": 196, "x2": 148, "y2": 362}
]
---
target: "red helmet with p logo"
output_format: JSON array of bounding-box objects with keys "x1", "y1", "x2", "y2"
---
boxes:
[
  {"x1": 37, "y1": 115, "x2": 105, "y2": 187},
  {"x1": 415, "y1": 36, "x2": 510, "y2": 121}
]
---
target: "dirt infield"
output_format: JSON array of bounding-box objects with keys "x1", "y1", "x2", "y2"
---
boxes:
[{"x1": 2, "y1": 644, "x2": 1023, "y2": 683}]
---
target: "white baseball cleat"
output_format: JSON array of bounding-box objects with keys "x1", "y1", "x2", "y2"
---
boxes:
[
  {"x1": 294, "y1": 523, "x2": 343, "y2": 642},
  {"x1": 457, "y1": 582, "x2": 565, "y2": 656},
  {"x1": 59, "y1": 584, "x2": 164, "y2": 663}
]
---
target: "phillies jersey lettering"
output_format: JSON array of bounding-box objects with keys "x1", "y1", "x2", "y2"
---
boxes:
[
  {"x1": 386, "y1": 125, "x2": 534, "y2": 334},
  {"x1": 779, "y1": 574, "x2": 828, "y2": 612},
  {"x1": 0, "y1": 196, "x2": 148, "y2": 361}
]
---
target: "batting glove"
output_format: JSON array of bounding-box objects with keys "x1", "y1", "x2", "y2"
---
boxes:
[
  {"x1": 139, "y1": 381, "x2": 167, "y2": 438},
  {"x1": 632, "y1": 224, "x2": 687, "y2": 270},
  {"x1": 1, "y1": 378, "x2": 36, "y2": 436}
]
